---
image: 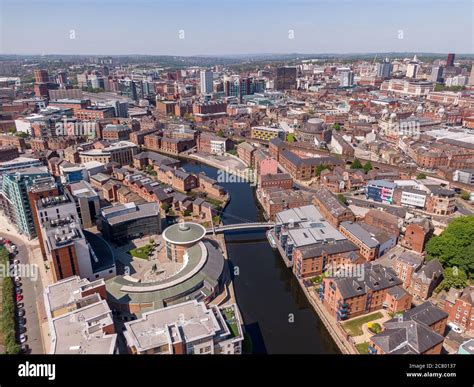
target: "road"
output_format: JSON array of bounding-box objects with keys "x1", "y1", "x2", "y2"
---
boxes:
[
  {"x1": 4, "y1": 233, "x2": 44, "y2": 354},
  {"x1": 455, "y1": 198, "x2": 474, "y2": 216}
]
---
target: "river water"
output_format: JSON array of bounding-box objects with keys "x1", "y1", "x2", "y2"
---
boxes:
[{"x1": 183, "y1": 160, "x2": 339, "y2": 354}]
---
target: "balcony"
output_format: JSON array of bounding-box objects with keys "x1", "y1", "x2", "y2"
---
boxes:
[
  {"x1": 336, "y1": 309, "x2": 348, "y2": 320},
  {"x1": 338, "y1": 300, "x2": 348, "y2": 308}
]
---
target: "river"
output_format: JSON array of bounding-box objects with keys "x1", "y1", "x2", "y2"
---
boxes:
[{"x1": 183, "y1": 160, "x2": 340, "y2": 354}]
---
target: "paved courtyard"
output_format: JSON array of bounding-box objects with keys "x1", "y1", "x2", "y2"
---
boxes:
[{"x1": 114, "y1": 235, "x2": 187, "y2": 283}]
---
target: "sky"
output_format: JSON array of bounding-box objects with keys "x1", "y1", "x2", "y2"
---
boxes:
[{"x1": 0, "y1": 0, "x2": 473, "y2": 56}]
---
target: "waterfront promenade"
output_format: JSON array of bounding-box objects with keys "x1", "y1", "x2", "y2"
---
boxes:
[{"x1": 298, "y1": 280, "x2": 358, "y2": 354}]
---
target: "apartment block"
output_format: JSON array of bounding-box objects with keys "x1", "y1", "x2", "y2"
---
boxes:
[
  {"x1": 124, "y1": 301, "x2": 243, "y2": 355},
  {"x1": 44, "y1": 276, "x2": 117, "y2": 354}
]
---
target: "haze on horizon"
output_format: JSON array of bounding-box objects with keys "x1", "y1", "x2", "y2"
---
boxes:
[{"x1": 0, "y1": 0, "x2": 473, "y2": 56}]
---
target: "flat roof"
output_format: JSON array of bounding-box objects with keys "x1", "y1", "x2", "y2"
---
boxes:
[
  {"x1": 162, "y1": 222, "x2": 206, "y2": 245},
  {"x1": 340, "y1": 221, "x2": 380, "y2": 248}
]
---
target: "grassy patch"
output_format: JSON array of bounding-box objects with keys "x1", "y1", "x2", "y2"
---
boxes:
[
  {"x1": 223, "y1": 307, "x2": 240, "y2": 338},
  {"x1": 129, "y1": 243, "x2": 154, "y2": 260},
  {"x1": 356, "y1": 342, "x2": 369, "y2": 354},
  {"x1": 0, "y1": 247, "x2": 19, "y2": 354},
  {"x1": 206, "y1": 197, "x2": 224, "y2": 209},
  {"x1": 342, "y1": 312, "x2": 383, "y2": 337}
]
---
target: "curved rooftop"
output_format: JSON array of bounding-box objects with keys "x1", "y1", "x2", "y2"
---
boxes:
[
  {"x1": 106, "y1": 240, "x2": 227, "y2": 310},
  {"x1": 83, "y1": 230, "x2": 115, "y2": 273},
  {"x1": 298, "y1": 118, "x2": 326, "y2": 134},
  {"x1": 162, "y1": 222, "x2": 206, "y2": 245}
]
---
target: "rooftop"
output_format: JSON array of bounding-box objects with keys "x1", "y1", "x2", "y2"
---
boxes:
[
  {"x1": 162, "y1": 222, "x2": 206, "y2": 245},
  {"x1": 101, "y1": 202, "x2": 160, "y2": 226},
  {"x1": 44, "y1": 276, "x2": 117, "y2": 354}
]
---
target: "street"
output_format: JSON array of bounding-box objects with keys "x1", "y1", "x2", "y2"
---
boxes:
[
  {"x1": 455, "y1": 198, "x2": 474, "y2": 216},
  {"x1": 2, "y1": 233, "x2": 44, "y2": 354}
]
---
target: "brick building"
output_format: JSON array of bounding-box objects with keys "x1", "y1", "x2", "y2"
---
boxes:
[
  {"x1": 312, "y1": 186, "x2": 355, "y2": 227},
  {"x1": 441, "y1": 286, "x2": 474, "y2": 333},
  {"x1": 401, "y1": 217, "x2": 433, "y2": 254}
]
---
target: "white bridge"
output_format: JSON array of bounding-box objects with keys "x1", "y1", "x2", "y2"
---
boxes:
[{"x1": 206, "y1": 222, "x2": 274, "y2": 234}]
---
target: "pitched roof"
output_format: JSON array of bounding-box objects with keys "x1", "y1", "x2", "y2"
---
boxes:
[
  {"x1": 386, "y1": 301, "x2": 448, "y2": 327},
  {"x1": 371, "y1": 320, "x2": 444, "y2": 354}
]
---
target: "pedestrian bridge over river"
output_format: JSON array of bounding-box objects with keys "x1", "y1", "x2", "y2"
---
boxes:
[{"x1": 206, "y1": 222, "x2": 274, "y2": 234}]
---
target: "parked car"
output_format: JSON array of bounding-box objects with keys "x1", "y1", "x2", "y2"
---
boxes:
[
  {"x1": 15, "y1": 287, "x2": 22, "y2": 295},
  {"x1": 17, "y1": 317, "x2": 26, "y2": 326},
  {"x1": 19, "y1": 334, "x2": 27, "y2": 344},
  {"x1": 13, "y1": 259, "x2": 20, "y2": 265},
  {"x1": 14, "y1": 276, "x2": 21, "y2": 283},
  {"x1": 448, "y1": 322, "x2": 462, "y2": 334},
  {"x1": 18, "y1": 326, "x2": 26, "y2": 334},
  {"x1": 16, "y1": 294, "x2": 23, "y2": 302},
  {"x1": 17, "y1": 302, "x2": 24, "y2": 309},
  {"x1": 16, "y1": 309, "x2": 25, "y2": 317},
  {"x1": 20, "y1": 344, "x2": 29, "y2": 354}
]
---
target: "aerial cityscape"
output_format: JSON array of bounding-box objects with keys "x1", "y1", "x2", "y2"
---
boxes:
[{"x1": 0, "y1": 0, "x2": 473, "y2": 383}]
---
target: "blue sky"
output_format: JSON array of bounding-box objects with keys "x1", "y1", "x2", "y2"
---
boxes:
[{"x1": 0, "y1": 0, "x2": 472, "y2": 55}]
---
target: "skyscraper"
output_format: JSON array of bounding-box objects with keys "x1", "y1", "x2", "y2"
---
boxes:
[
  {"x1": 430, "y1": 66, "x2": 444, "y2": 83},
  {"x1": 338, "y1": 68, "x2": 354, "y2": 87},
  {"x1": 0, "y1": 167, "x2": 50, "y2": 238},
  {"x1": 275, "y1": 67, "x2": 297, "y2": 90},
  {"x1": 468, "y1": 66, "x2": 474, "y2": 86},
  {"x1": 200, "y1": 70, "x2": 214, "y2": 95},
  {"x1": 376, "y1": 58, "x2": 392, "y2": 79},
  {"x1": 446, "y1": 53, "x2": 455, "y2": 67},
  {"x1": 34, "y1": 69, "x2": 49, "y2": 83},
  {"x1": 406, "y1": 62, "x2": 419, "y2": 78}
]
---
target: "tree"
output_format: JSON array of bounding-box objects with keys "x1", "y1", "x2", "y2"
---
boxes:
[
  {"x1": 416, "y1": 173, "x2": 427, "y2": 180},
  {"x1": 315, "y1": 164, "x2": 329, "y2": 177},
  {"x1": 351, "y1": 158, "x2": 363, "y2": 169},
  {"x1": 337, "y1": 194, "x2": 348, "y2": 205},
  {"x1": 435, "y1": 267, "x2": 468, "y2": 292},
  {"x1": 287, "y1": 133, "x2": 296, "y2": 143},
  {"x1": 216, "y1": 129, "x2": 225, "y2": 137},
  {"x1": 363, "y1": 161, "x2": 373, "y2": 173},
  {"x1": 426, "y1": 216, "x2": 474, "y2": 278},
  {"x1": 461, "y1": 190, "x2": 471, "y2": 201},
  {"x1": 332, "y1": 123, "x2": 341, "y2": 131},
  {"x1": 161, "y1": 203, "x2": 170, "y2": 213}
]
